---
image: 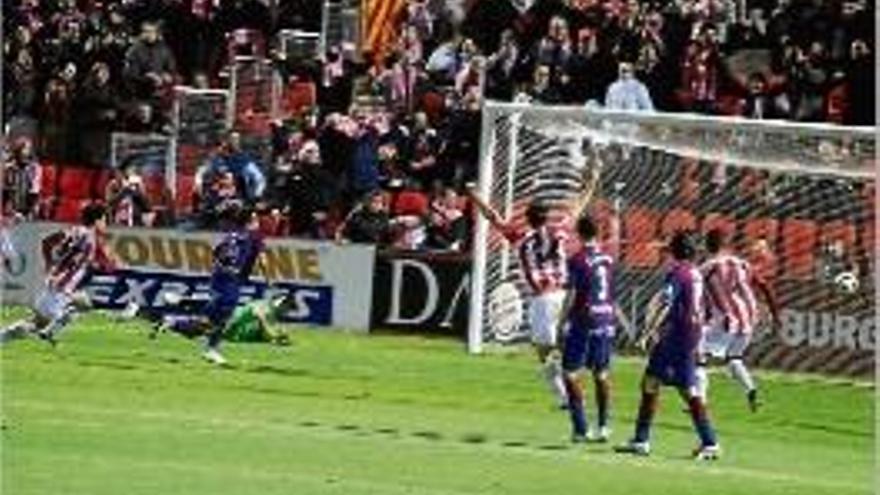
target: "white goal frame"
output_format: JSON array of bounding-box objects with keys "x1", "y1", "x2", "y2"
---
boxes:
[{"x1": 468, "y1": 100, "x2": 876, "y2": 354}]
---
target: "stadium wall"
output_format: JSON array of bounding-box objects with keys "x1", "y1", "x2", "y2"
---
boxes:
[
  {"x1": 0, "y1": 223, "x2": 376, "y2": 332},
  {"x1": 370, "y1": 251, "x2": 471, "y2": 336},
  {"x1": 0, "y1": 222, "x2": 873, "y2": 377}
]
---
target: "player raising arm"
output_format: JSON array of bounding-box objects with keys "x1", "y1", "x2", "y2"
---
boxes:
[
  {"x1": 696, "y1": 228, "x2": 780, "y2": 412},
  {"x1": 1, "y1": 204, "x2": 118, "y2": 345},
  {"x1": 467, "y1": 164, "x2": 601, "y2": 410},
  {"x1": 616, "y1": 231, "x2": 721, "y2": 460}
]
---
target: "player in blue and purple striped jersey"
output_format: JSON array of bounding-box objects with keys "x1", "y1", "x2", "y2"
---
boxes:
[
  {"x1": 559, "y1": 214, "x2": 627, "y2": 443},
  {"x1": 615, "y1": 231, "x2": 721, "y2": 460},
  {"x1": 156, "y1": 205, "x2": 265, "y2": 365}
]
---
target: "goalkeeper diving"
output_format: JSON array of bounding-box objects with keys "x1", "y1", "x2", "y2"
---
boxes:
[{"x1": 129, "y1": 293, "x2": 294, "y2": 346}]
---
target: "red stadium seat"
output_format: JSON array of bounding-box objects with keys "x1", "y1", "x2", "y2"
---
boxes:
[
  {"x1": 175, "y1": 173, "x2": 198, "y2": 213},
  {"x1": 54, "y1": 198, "x2": 88, "y2": 223},
  {"x1": 57, "y1": 166, "x2": 94, "y2": 200},
  {"x1": 392, "y1": 190, "x2": 429, "y2": 216},
  {"x1": 38, "y1": 162, "x2": 59, "y2": 200},
  {"x1": 91, "y1": 168, "x2": 113, "y2": 200}
]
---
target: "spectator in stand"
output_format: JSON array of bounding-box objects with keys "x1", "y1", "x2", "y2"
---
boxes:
[
  {"x1": 485, "y1": 29, "x2": 521, "y2": 101},
  {"x1": 533, "y1": 16, "x2": 572, "y2": 85},
  {"x1": 339, "y1": 190, "x2": 393, "y2": 245},
  {"x1": 454, "y1": 56, "x2": 485, "y2": 101},
  {"x1": 4, "y1": 27, "x2": 39, "y2": 126},
  {"x1": 526, "y1": 64, "x2": 562, "y2": 104},
  {"x1": 563, "y1": 28, "x2": 616, "y2": 105},
  {"x1": 845, "y1": 39, "x2": 874, "y2": 126},
  {"x1": 40, "y1": 63, "x2": 77, "y2": 160},
  {"x1": 406, "y1": 0, "x2": 435, "y2": 47},
  {"x1": 198, "y1": 132, "x2": 266, "y2": 204},
  {"x1": 605, "y1": 61, "x2": 655, "y2": 111},
  {"x1": 1, "y1": 138, "x2": 41, "y2": 219},
  {"x1": 443, "y1": 91, "x2": 481, "y2": 184},
  {"x1": 124, "y1": 101, "x2": 166, "y2": 134},
  {"x1": 738, "y1": 72, "x2": 790, "y2": 119},
  {"x1": 77, "y1": 61, "x2": 119, "y2": 165},
  {"x1": 198, "y1": 169, "x2": 243, "y2": 228},
  {"x1": 280, "y1": 140, "x2": 336, "y2": 238},
  {"x1": 350, "y1": 113, "x2": 382, "y2": 199},
  {"x1": 123, "y1": 21, "x2": 177, "y2": 103},
  {"x1": 105, "y1": 161, "x2": 151, "y2": 227},
  {"x1": 319, "y1": 46, "x2": 354, "y2": 115},
  {"x1": 389, "y1": 180, "x2": 429, "y2": 251},
  {"x1": 681, "y1": 26, "x2": 720, "y2": 114},
  {"x1": 789, "y1": 41, "x2": 829, "y2": 122},
  {"x1": 426, "y1": 33, "x2": 462, "y2": 83},
  {"x1": 405, "y1": 111, "x2": 443, "y2": 186},
  {"x1": 426, "y1": 186, "x2": 467, "y2": 251}
]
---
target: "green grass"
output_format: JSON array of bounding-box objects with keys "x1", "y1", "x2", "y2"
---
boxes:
[{"x1": 1, "y1": 308, "x2": 875, "y2": 495}]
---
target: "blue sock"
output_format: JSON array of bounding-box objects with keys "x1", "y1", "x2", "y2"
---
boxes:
[
  {"x1": 687, "y1": 396, "x2": 717, "y2": 446},
  {"x1": 168, "y1": 316, "x2": 204, "y2": 338},
  {"x1": 634, "y1": 391, "x2": 658, "y2": 443},
  {"x1": 595, "y1": 374, "x2": 610, "y2": 428},
  {"x1": 564, "y1": 377, "x2": 587, "y2": 437}
]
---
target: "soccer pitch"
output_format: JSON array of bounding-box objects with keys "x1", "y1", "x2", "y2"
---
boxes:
[{"x1": 1, "y1": 310, "x2": 874, "y2": 495}]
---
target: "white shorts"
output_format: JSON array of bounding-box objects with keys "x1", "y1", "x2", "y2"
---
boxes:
[
  {"x1": 700, "y1": 327, "x2": 752, "y2": 360},
  {"x1": 34, "y1": 289, "x2": 73, "y2": 321},
  {"x1": 528, "y1": 290, "x2": 566, "y2": 347}
]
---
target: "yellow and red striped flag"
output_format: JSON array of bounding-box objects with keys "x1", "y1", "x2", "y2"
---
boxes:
[{"x1": 362, "y1": 0, "x2": 407, "y2": 61}]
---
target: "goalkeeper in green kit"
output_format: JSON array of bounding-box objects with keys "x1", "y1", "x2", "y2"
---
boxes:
[
  {"x1": 132, "y1": 294, "x2": 293, "y2": 346},
  {"x1": 224, "y1": 297, "x2": 292, "y2": 346}
]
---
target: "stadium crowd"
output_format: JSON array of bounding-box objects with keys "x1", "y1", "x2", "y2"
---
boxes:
[{"x1": 2, "y1": 0, "x2": 875, "y2": 250}]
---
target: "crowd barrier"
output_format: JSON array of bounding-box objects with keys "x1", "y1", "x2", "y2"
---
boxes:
[{"x1": 1, "y1": 222, "x2": 874, "y2": 377}]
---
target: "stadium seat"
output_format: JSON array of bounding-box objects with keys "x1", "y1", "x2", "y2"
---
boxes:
[
  {"x1": 54, "y1": 198, "x2": 88, "y2": 223},
  {"x1": 39, "y1": 161, "x2": 58, "y2": 197},
  {"x1": 57, "y1": 166, "x2": 94, "y2": 200},
  {"x1": 142, "y1": 174, "x2": 168, "y2": 206},
  {"x1": 91, "y1": 168, "x2": 113, "y2": 200},
  {"x1": 392, "y1": 190, "x2": 429, "y2": 216},
  {"x1": 175, "y1": 174, "x2": 196, "y2": 212}
]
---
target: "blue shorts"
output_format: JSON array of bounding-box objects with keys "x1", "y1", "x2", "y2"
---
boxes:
[
  {"x1": 562, "y1": 327, "x2": 614, "y2": 373},
  {"x1": 204, "y1": 294, "x2": 237, "y2": 328},
  {"x1": 646, "y1": 345, "x2": 697, "y2": 389}
]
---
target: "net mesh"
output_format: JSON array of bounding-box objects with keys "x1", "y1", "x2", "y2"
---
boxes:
[
  {"x1": 172, "y1": 87, "x2": 230, "y2": 212},
  {"x1": 472, "y1": 102, "x2": 876, "y2": 377},
  {"x1": 110, "y1": 132, "x2": 175, "y2": 206}
]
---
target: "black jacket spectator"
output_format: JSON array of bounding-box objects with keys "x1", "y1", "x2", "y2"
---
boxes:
[{"x1": 123, "y1": 22, "x2": 176, "y2": 100}]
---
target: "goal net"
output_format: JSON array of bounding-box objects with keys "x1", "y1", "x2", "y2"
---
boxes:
[
  {"x1": 110, "y1": 132, "x2": 176, "y2": 207},
  {"x1": 172, "y1": 87, "x2": 230, "y2": 212},
  {"x1": 469, "y1": 101, "x2": 876, "y2": 377}
]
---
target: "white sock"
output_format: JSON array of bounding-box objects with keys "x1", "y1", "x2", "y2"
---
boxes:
[
  {"x1": 694, "y1": 365, "x2": 710, "y2": 402},
  {"x1": 41, "y1": 309, "x2": 74, "y2": 338},
  {"x1": 728, "y1": 359, "x2": 756, "y2": 393},
  {"x1": 542, "y1": 358, "x2": 568, "y2": 406}
]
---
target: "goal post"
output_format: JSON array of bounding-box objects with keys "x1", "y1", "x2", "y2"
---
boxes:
[{"x1": 468, "y1": 101, "x2": 876, "y2": 377}]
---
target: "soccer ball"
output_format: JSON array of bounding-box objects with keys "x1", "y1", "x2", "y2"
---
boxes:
[{"x1": 833, "y1": 271, "x2": 860, "y2": 294}]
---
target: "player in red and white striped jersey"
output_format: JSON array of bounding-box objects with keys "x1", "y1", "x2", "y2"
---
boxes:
[
  {"x1": 697, "y1": 228, "x2": 779, "y2": 412},
  {"x1": 468, "y1": 166, "x2": 600, "y2": 410},
  {"x1": 1, "y1": 204, "x2": 117, "y2": 345}
]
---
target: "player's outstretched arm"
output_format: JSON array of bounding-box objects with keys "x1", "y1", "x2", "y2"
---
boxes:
[
  {"x1": 569, "y1": 164, "x2": 602, "y2": 220},
  {"x1": 465, "y1": 185, "x2": 509, "y2": 232}
]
